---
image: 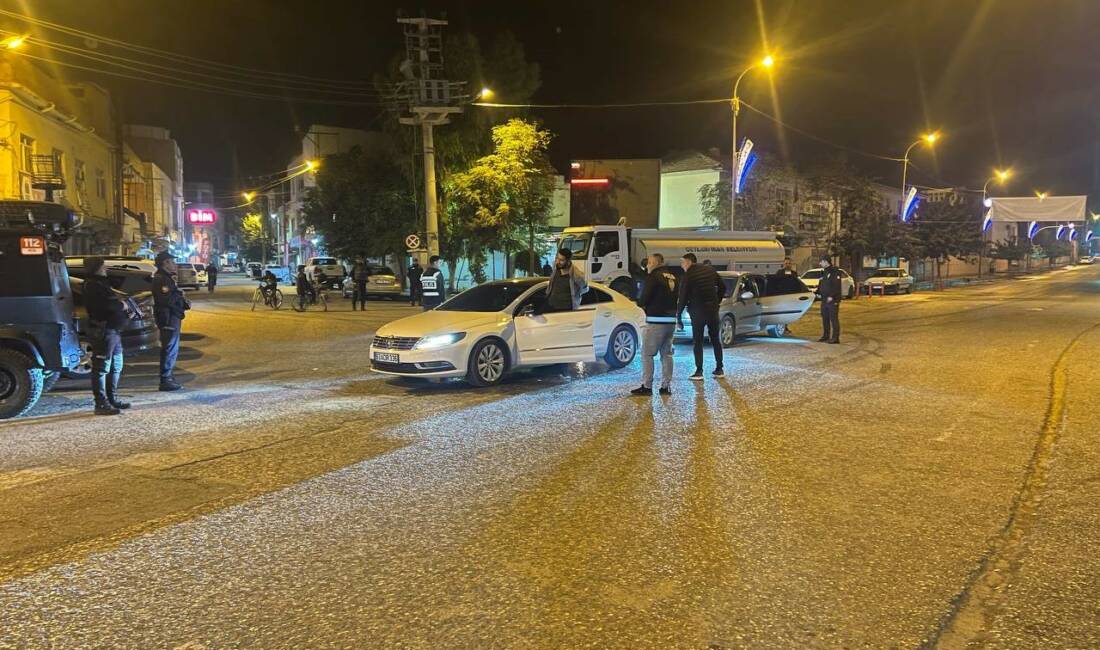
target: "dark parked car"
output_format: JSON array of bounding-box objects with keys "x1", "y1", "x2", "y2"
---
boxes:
[
  {"x1": 65, "y1": 264, "x2": 154, "y2": 296},
  {"x1": 65, "y1": 277, "x2": 158, "y2": 378}
]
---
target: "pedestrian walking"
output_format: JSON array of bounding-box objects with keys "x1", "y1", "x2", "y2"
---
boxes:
[
  {"x1": 152, "y1": 251, "x2": 189, "y2": 391},
  {"x1": 351, "y1": 257, "x2": 369, "y2": 311},
  {"x1": 816, "y1": 256, "x2": 843, "y2": 344},
  {"x1": 545, "y1": 248, "x2": 587, "y2": 311},
  {"x1": 419, "y1": 255, "x2": 446, "y2": 310},
  {"x1": 408, "y1": 259, "x2": 423, "y2": 306},
  {"x1": 205, "y1": 261, "x2": 218, "y2": 292},
  {"x1": 630, "y1": 253, "x2": 677, "y2": 396},
  {"x1": 676, "y1": 253, "x2": 726, "y2": 380},
  {"x1": 295, "y1": 265, "x2": 311, "y2": 310},
  {"x1": 83, "y1": 256, "x2": 133, "y2": 415}
]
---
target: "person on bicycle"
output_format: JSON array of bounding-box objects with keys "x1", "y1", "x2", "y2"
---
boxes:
[
  {"x1": 260, "y1": 270, "x2": 278, "y2": 303},
  {"x1": 295, "y1": 265, "x2": 311, "y2": 310}
]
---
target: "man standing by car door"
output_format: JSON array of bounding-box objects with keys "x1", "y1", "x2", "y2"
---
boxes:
[
  {"x1": 419, "y1": 255, "x2": 446, "y2": 310},
  {"x1": 83, "y1": 257, "x2": 132, "y2": 415},
  {"x1": 545, "y1": 248, "x2": 587, "y2": 311},
  {"x1": 816, "y1": 256, "x2": 843, "y2": 344},
  {"x1": 677, "y1": 253, "x2": 726, "y2": 380},
  {"x1": 631, "y1": 253, "x2": 677, "y2": 396},
  {"x1": 152, "y1": 251, "x2": 188, "y2": 391}
]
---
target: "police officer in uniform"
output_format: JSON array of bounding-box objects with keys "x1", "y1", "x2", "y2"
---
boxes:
[
  {"x1": 152, "y1": 251, "x2": 189, "y2": 390},
  {"x1": 419, "y1": 255, "x2": 446, "y2": 310},
  {"x1": 816, "y1": 255, "x2": 843, "y2": 344},
  {"x1": 84, "y1": 256, "x2": 132, "y2": 415}
]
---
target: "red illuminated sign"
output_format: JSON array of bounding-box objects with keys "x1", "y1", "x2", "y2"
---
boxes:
[
  {"x1": 19, "y1": 236, "x2": 45, "y2": 255},
  {"x1": 570, "y1": 178, "x2": 610, "y2": 186},
  {"x1": 187, "y1": 209, "x2": 217, "y2": 225}
]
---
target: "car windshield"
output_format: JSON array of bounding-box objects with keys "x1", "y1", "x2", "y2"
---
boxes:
[
  {"x1": 438, "y1": 281, "x2": 541, "y2": 312},
  {"x1": 801, "y1": 269, "x2": 823, "y2": 279},
  {"x1": 369, "y1": 266, "x2": 393, "y2": 275},
  {"x1": 558, "y1": 233, "x2": 591, "y2": 260},
  {"x1": 870, "y1": 269, "x2": 901, "y2": 277}
]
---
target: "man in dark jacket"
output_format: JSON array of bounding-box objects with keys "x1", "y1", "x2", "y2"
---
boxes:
[
  {"x1": 816, "y1": 256, "x2": 843, "y2": 344},
  {"x1": 351, "y1": 257, "x2": 369, "y2": 311},
  {"x1": 84, "y1": 257, "x2": 133, "y2": 415},
  {"x1": 408, "y1": 259, "x2": 423, "y2": 306},
  {"x1": 205, "y1": 261, "x2": 218, "y2": 292},
  {"x1": 152, "y1": 251, "x2": 189, "y2": 391},
  {"x1": 631, "y1": 253, "x2": 678, "y2": 396},
  {"x1": 677, "y1": 253, "x2": 726, "y2": 380},
  {"x1": 419, "y1": 255, "x2": 446, "y2": 310}
]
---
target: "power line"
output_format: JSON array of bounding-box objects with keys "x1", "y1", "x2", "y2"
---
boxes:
[
  {"x1": 12, "y1": 51, "x2": 389, "y2": 106},
  {"x1": 473, "y1": 98, "x2": 731, "y2": 109},
  {"x1": 736, "y1": 100, "x2": 904, "y2": 163},
  {"x1": 0, "y1": 8, "x2": 378, "y2": 89},
  {"x1": 2, "y1": 31, "x2": 389, "y2": 98}
]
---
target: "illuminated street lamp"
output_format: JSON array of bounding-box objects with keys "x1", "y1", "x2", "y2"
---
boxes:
[
  {"x1": 730, "y1": 53, "x2": 777, "y2": 224},
  {"x1": 1, "y1": 35, "x2": 26, "y2": 50},
  {"x1": 1035, "y1": 190, "x2": 1048, "y2": 201},
  {"x1": 242, "y1": 191, "x2": 256, "y2": 203},
  {"x1": 477, "y1": 87, "x2": 494, "y2": 100},
  {"x1": 900, "y1": 132, "x2": 939, "y2": 219},
  {"x1": 305, "y1": 159, "x2": 320, "y2": 172}
]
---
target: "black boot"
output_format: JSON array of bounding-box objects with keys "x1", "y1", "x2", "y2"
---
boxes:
[
  {"x1": 159, "y1": 377, "x2": 182, "y2": 391},
  {"x1": 92, "y1": 373, "x2": 120, "y2": 416},
  {"x1": 107, "y1": 371, "x2": 131, "y2": 410}
]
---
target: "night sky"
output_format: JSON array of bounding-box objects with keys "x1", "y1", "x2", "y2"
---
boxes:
[{"x1": 7, "y1": 0, "x2": 1100, "y2": 203}]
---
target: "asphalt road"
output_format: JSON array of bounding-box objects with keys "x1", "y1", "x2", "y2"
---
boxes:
[{"x1": 2, "y1": 268, "x2": 1099, "y2": 649}]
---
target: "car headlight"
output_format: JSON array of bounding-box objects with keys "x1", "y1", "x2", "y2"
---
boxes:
[{"x1": 413, "y1": 332, "x2": 467, "y2": 350}]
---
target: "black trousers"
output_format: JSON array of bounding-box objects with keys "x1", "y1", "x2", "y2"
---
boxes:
[
  {"x1": 690, "y1": 308, "x2": 723, "y2": 371},
  {"x1": 821, "y1": 299, "x2": 841, "y2": 341},
  {"x1": 409, "y1": 282, "x2": 421, "y2": 305},
  {"x1": 353, "y1": 280, "x2": 368, "y2": 309}
]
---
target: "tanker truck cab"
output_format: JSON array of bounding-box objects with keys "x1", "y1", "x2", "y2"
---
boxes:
[
  {"x1": 559, "y1": 225, "x2": 786, "y2": 299},
  {"x1": 558, "y1": 227, "x2": 633, "y2": 297}
]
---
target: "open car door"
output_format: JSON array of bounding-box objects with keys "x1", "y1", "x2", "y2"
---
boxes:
[
  {"x1": 754, "y1": 274, "x2": 815, "y2": 327},
  {"x1": 513, "y1": 290, "x2": 595, "y2": 365}
]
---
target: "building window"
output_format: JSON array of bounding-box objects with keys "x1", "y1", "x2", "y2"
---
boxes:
[
  {"x1": 20, "y1": 135, "x2": 35, "y2": 172},
  {"x1": 74, "y1": 160, "x2": 87, "y2": 197},
  {"x1": 96, "y1": 169, "x2": 106, "y2": 199}
]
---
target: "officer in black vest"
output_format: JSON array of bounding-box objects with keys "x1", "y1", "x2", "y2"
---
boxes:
[
  {"x1": 83, "y1": 256, "x2": 133, "y2": 415},
  {"x1": 419, "y1": 255, "x2": 446, "y2": 310},
  {"x1": 152, "y1": 251, "x2": 189, "y2": 390},
  {"x1": 816, "y1": 256, "x2": 843, "y2": 344}
]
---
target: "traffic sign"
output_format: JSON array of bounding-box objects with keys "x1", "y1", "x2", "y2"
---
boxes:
[{"x1": 405, "y1": 234, "x2": 421, "y2": 249}]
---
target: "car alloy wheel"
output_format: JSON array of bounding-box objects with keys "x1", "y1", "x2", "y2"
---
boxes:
[
  {"x1": 769, "y1": 323, "x2": 787, "y2": 338},
  {"x1": 605, "y1": 325, "x2": 637, "y2": 368},
  {"x1": 720, "y1": 315, "x2": 736, "y2": 347},
  {"x1": 468, "y1": 339, "x2": 506, "y2": 386}
]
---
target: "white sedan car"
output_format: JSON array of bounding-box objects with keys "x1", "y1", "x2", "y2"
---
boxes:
[
  {"x1": 677, "y1": 271, "x2": 815, "y2": 344},
  {"x1": 800, "y1": 267, "x2": 856, "y2": 299},
  {"x1": 863, "y1": 267, "x2": 914, "y2": 294},
  {"x1": 370, "y1": 278, "x2": 645, "y2": 386}
]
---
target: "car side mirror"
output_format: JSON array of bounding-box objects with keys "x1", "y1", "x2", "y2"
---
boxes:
[
  {"x1": 518, "y1": 304, "x2": 536, "y2": 318},
  {"x1": 740, "y1": 291, "x2": 755, "y2": 301}
]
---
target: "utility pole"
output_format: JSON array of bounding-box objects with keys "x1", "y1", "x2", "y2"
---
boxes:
[{"x1": 395, "y1": 14, "x2": 465, "y2": 261}]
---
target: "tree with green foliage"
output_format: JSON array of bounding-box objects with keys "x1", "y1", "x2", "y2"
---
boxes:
[
  {"x1": 239, "y1": 213, "x2": 272, "y2": 262},
  {"x1": 445, "y1": 118, "x2": 556, "y2": 280},
  {"x1": 300, "y1": 145, "x2": 417, "y2": 263},
  {"x1": 908, "y1": 199, "x2": 983, "y2": 280}
]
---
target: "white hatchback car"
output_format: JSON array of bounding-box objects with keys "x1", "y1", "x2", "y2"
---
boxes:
[
  {"x1": 677, "y1": 271, "x2": 815, "y2": 344},
  {"x1": 370, "y1": 278, "x2": 645, "y2": 386},
  {"x1": 800, "y1": 267, "x2": 856, "y2": 299},
  {"x1": 863, "y1": 267, "x2": 915, "y2": 294}
]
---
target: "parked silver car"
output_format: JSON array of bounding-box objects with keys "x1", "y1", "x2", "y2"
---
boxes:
[
  {"x1": 677, "y1": 271, "x2": 815, "y2": 344},
  {"x1": 342, "y1": 265, "x2": 403, "y2": 299}
]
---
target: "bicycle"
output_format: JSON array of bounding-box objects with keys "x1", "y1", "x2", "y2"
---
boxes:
[
  {"x1": 251, "y1": 285, "x2": 283, "y2": 311},
  {"x1": 293, "y1": 282, "x2": 328, "y2": 312}
]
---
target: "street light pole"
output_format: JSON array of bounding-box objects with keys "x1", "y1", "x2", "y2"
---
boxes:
[
  {"x1": 978, "y1": 169, "x2": 1012, "y2": 278},
  {"x1": 730, "y1": 55, "x2": 774, "y2": 229}
]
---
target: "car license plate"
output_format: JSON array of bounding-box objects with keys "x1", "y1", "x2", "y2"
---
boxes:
[{"x1": 373, "y1": 352, "x2": 399, "y2": 363}]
